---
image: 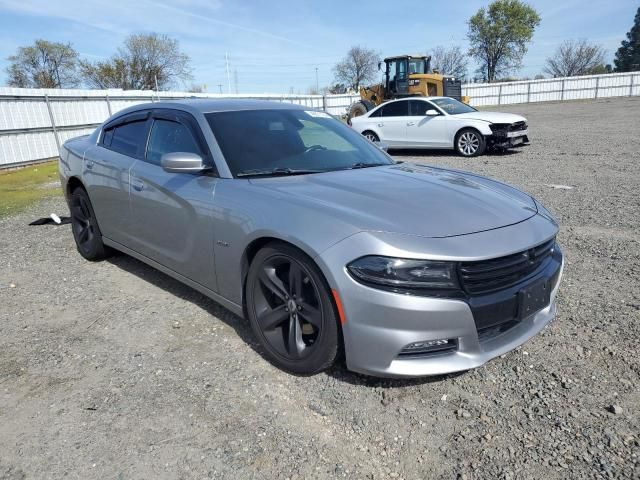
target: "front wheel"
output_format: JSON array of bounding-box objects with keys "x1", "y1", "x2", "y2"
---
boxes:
[
  {"x1": 455, "y1": 128, "x2": 486, "y2": 157},
  {"x1": 246, "y1": 242, "x2": 340, "y2": 375}
]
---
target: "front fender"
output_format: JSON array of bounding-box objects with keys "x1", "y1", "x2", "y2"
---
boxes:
[{"x1": 211, "y1": 180, "x2": 360, "y2": 307}]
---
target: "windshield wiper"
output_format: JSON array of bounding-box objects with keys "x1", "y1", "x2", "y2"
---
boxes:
[
  {"x1": 348, "y1": 162, "x2": 390, "y2": 169},
  {"x1": 236, "y1": 167, "x2": 324, "y2": 178}
]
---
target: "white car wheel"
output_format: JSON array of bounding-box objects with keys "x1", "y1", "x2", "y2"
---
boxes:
[
  {"x1": 363, "y1": 131, "x2": 379, "y2": 143},
  {"x1": 456, "y1": 129, "x2": 486, "y2": 157}
]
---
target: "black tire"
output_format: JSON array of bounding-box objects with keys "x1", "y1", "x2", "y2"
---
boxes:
[
  {"x1": 347, "y1": 101, "x2": 369, "y2": 125},
  {"x1": 246, "y1": 242, "x2": 340, "y2": 375},
  {"x1": 455, "y1": 128, "x2": 486, "y2": 157},
  {"x1": 362, "y1": 130, "x2": 379, "y2": 143},
  {"x1": 69, "y1": 187, "x2": 110, "y2": 261}
]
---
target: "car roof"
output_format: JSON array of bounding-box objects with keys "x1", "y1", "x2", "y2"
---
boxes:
[
  {"x1": 110, "y1": 98, "x2": 309, "y2": 121},
  {"x1": 386, "y1": 96, "x2": 447, "y2": 102}
]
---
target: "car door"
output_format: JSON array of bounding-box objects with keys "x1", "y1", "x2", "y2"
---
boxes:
[
  {"x1": 406, "y1": 100, "x2": 451, "y2": 148},
  {"x1": 83, "y1": 111, "x2": 150, "y2": 245},
  {"x1": 376, "y1": 101, "x2": 409, "y2": 146},
  {"x1": 127, "y1": 109, "x2": 219, "y2": 291}
]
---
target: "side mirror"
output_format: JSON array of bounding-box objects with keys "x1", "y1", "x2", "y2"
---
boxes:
[
  {"x1": 161, "y1": 152, "x2": 206, "y2": 173},
  {"x1": 425, "y1": 109, "x2": 440, "y2": 116},
  {"x1": 374, "y1": 141, "x2": 389, "y2": 152}
]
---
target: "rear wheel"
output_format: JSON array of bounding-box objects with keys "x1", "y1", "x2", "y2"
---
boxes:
[
  {"x1": 69, "y1": 187, "x2": 110, "y2": 261},
  {"x1": 362, "y1": 131, "x2": 379, "y2": 143},
  {"x1": 246, "y1": 242, "x2": 340, "y2": 375},
  {"x1": 455, "y1": 128, "x2": 486, "y2": 157}
]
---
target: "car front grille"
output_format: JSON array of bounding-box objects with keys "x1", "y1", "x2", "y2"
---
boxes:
[
  {"x1": 459, "y1": 238, "x2": 555, "y2": 295},
  {"x1": 510, "y1": 121, "x2": 527, "y2": 131}
]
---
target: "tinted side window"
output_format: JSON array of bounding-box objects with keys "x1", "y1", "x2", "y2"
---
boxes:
[
  {"x1": 146, "y1": 119, "x2": 202, "y2": 166},
  {"x1": 108, "y1": 120, "x2": 148, "y2": 157},
  {"x1": 369, "y1": 107, "x2": 382, "y2": 118},
  {"x1": 409, "y1": 100, "x2": 435, "y2": 116},
  {"x1": 381, "y1": 101, "x2": 408, "y2": 117}
]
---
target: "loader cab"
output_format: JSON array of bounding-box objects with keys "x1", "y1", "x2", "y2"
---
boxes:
[{"x1": 382, "y1": 55, "x2": 431, "y2": 97}]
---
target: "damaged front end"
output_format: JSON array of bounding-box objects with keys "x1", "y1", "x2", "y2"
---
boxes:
[{"x1": 487, "y1": 121, "x2": 530, "y2": 149}]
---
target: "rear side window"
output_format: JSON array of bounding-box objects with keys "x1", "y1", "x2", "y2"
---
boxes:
[
  {"x1": 146, "y1": 119, "x2": 202, "y2": 166},
  {"x1": 381, "y1": 101, "x2": 408, "y2": 117},
  {"x1": 409, "y1": 100, "x2": 436, "y2": 116},
  {"x1": 103, "y1": 120, "x2": 148, "y2": 158}
]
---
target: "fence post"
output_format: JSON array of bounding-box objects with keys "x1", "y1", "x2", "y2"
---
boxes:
[
  {"x1": 498, "y1": 84, "x2": 503, "y2": 105},
  {"x1": 629, "y1": 74, "x2": 634, "y2": 97},
  {"x1": 526, "y1": 82, "x2": 531, "y2": 103},
  {"x1": 595, "y1": 76, "x2": 600, "y2": 99},
  {"x1": 44, "y1": 94, "x2": 61, "y2": 154},
  {"x1": 560, "y1": 79, "x2": 565, "y2": 101},
  {"x1": 105, "y1": 94, "x2": 112, "y2": 116},
  {"x1": 322, "y1": 94, "x2": 327, "y2": 112}
]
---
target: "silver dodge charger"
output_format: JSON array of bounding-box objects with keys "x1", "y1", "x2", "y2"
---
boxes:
[{"x1": 59, "y1": 99, "x2": 563, "y2": 378}]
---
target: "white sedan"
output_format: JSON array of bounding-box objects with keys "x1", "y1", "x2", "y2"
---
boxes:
[{"x1": 349, "y1": 97, "x2": 529, "y2": 157}]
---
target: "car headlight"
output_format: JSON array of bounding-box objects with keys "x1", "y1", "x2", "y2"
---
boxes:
[
  {"x1": 534, "y1": 199, "x2": 558, "y2": 226},
  {"x1": 347, "y1": 256, "x2": 458, "y2": 289},
  {"x1": 489, "y1": 123, "x2": 509, "y2": 134}
]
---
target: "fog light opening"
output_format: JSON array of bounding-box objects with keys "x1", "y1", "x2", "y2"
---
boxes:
[{"x1": 398, "y1": 338, "x2": 458, "y2": 357}]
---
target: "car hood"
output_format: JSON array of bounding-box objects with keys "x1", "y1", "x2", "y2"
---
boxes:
[
  {"x1": 453, "y1": 111, "x2": 526, "y2": 124},
  {"x1": 250, "y1": 163, "x2": 537, "y2": 238}
]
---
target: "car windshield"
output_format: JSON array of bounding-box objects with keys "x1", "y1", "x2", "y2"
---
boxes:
[
  {"x1": 205, "y1": 109, "x2": 394, "y2": 177},
  {"x1": 431, "y1": 98, "x2": 477, "y2": 115}
]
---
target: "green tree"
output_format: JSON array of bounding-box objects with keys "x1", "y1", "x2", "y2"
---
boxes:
[
  {"x1": 333, "y1": 46, "x2": 380, "y2": 91},
  {"x1": 6, "y1": 40, "x2": 79, "y2": 88},
  {"x1": 467, "y1": 0, "x2": 540, "y2": 82},
  {"x1": 80, "y1": 33, "x2": 192, "y2": 90},
  {"x1": 614, "y1": 7, "x2": 640, "y2": 72}
]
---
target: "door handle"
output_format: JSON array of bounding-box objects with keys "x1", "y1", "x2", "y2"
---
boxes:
[
  {"x1": 406, "y1": 121, "x2": 416, "y2": 126},
  {"x1": 86, "y1": 160, "x2": 94, "y2": 170},
  {"x1": 131, "y1": 178, "x2": 144, "y2": 191},
  {"x1": 377, "y1": 123, "x2": 384, "y2": 127}
]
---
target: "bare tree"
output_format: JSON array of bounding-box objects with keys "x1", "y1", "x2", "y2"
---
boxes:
[
  {"x1": 333, "y1": 46, "x2": 380, "y2": 91},
  {"x1": 544, "y1": 39, "x2": 607, "y2": 77},
  {"x1": 429, "y1": 45, "x2": 469, "y2": 79},
  {"x1": 80, "y1": 33, "x2": 192, "y2": 90},
  {"x1": 6, "y1": 40, "x2": 79, "y2": 88}
]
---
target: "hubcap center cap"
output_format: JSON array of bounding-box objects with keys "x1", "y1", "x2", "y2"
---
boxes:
[{"x1": 287, "y1": 299, "x2": 297, "y2": 312}]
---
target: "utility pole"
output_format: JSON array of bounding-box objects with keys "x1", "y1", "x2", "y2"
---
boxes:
[
  {"x1": 225, "y1": 53, "x2": 231, "y2": 93},
  {"x1": 234, "y1": 69, "x2": 238, "y2": 94},
  {"x1": 315, "y1": 67, "x2": 319, "y2": 93},
  {"x1": 218, "y1": 84, "x2": 223, "y2": 94}
]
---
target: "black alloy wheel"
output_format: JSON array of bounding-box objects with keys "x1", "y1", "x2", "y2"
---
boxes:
[
  {"x1": 246, "y1": 243, "x2": 340, "y2": 374},
  {"x1": 70, "y1": 187, "x2": 109, "y2": 261}
]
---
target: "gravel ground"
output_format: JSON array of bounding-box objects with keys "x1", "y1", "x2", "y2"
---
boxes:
[{"x1": 1, "y1": 97, "x2": 639, "y2": 480}]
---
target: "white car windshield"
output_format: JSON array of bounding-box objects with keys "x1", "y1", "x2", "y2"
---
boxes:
[{"x1": 431, "y1": 98, "x2": 477, "y2": 115}]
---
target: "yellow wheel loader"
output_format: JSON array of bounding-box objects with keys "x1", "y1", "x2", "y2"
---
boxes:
[{"x1": 347, "y1": 55, "x2": 470, "y2": 123}]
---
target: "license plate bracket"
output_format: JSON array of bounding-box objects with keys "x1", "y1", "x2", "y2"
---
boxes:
[{"x1": 518, "y1": 278, "x2": 551, "y2": 319}]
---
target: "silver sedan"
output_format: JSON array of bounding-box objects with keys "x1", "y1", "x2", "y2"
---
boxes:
[{"x1": 59, "y1": 99, "x2": 563, "y2": 378}]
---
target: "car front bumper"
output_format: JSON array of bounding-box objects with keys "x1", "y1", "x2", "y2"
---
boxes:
[
  {"x1": 487, "y1": 129, "x2": 530, "y2": 149},
  {"x1": 317, "y1": 216, "x2": 562, "y2": 378}
]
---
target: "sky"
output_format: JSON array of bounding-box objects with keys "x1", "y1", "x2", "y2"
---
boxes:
[{"x1": 0, "y1": 0, "x2": 636, "y2": 93}]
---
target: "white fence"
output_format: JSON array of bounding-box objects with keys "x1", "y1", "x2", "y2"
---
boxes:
[
  {"x1": 0, "y1": 89, "x2": 359, "y2": 168},
  {"x1": 1, "y1": 70, "x2": 639, "y2": 168},
  {"x1": 464, "y1": 71, "x2": 640, "y2": 106}
]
